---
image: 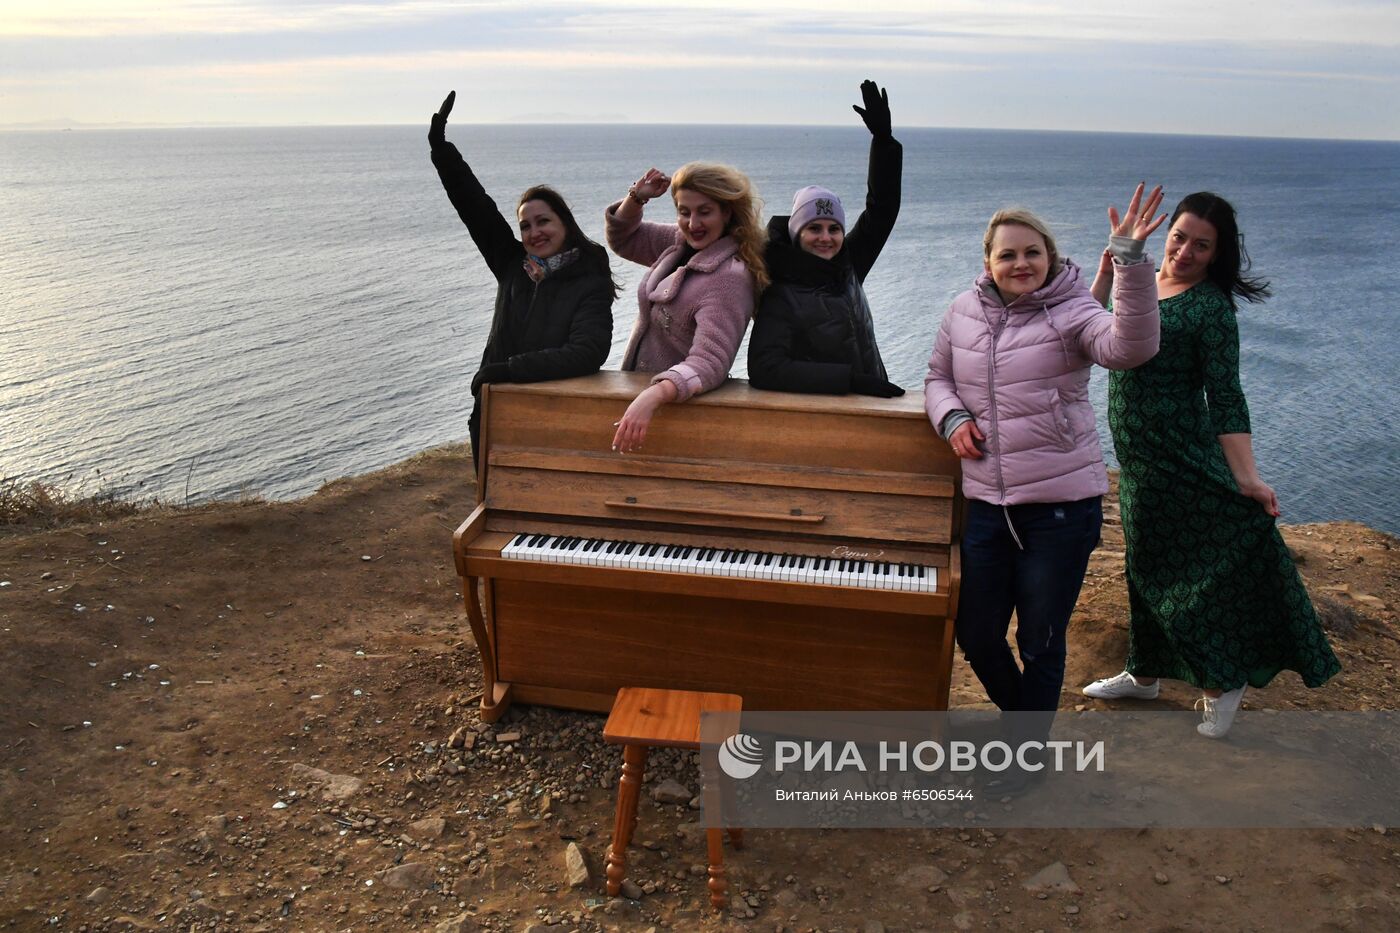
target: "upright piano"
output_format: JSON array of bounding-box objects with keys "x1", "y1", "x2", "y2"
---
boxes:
[{"x1": 452, "y1": 372, "x2": 961, "y2": 721}]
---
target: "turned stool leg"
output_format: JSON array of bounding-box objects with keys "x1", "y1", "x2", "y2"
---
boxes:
[
  {"x1": 727, "y1": 828, "x2": 744, "y2": 850},
  {"x1": 605, "y1": 743, "x2": 647, "y2": 897},
  {"x1": 705, "y1": 826, "x2": 728, "y2": 909}
]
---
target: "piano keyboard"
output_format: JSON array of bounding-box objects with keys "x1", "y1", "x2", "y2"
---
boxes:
[{"x1": 501, "y1": 533, "x2": 938, "y2": 592}]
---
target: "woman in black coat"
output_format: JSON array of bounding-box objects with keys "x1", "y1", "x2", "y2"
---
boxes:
[
  {"x1": 747, "y1": 80, "x2": 903, "y2": 398},
  {"x1": 428, "y1": 91, "x2": 616, "y2": 470}
]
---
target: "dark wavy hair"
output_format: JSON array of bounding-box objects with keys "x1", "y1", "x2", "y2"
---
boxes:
[
  {"x1": 1170, "y1": 192, "x2": 1270, "y2": 310},
  {"x1": 517, "y1": 185, "x2": 620, "y2": 298}
]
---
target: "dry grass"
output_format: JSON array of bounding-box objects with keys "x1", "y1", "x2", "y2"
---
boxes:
[{"x1": 0, "y1": 476, "x2": 163, "y2": 532}]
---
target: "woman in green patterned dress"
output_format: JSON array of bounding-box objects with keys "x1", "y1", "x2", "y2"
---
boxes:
[{"x1": 1081, "y1": 192, "x2": 1339, "y2": 738}]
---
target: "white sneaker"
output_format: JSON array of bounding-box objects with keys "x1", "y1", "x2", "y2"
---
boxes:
[
  {"x1": 1083, "y1": 671, "x2": 1160, "y2": 700},
  {"x1": 1196, "y1": 686, "x2": 1247, "y2": 739}
]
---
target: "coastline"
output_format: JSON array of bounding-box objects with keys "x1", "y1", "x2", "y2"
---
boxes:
[{"x1": 1, "y1": 444, "x2": 1396, "y2": 929}]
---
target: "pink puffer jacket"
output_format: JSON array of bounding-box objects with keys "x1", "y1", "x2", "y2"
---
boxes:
[{"x1": 924, "y1": 258, "x2": 1158, "y2": 505}]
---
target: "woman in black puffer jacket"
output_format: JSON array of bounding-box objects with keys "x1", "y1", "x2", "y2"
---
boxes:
[
  {"x1": 429, "y1": 91, "x2": 617, "y2": 471},
  {"x1": 747, "y1": 79, "x2": 903, "y2": 397}
]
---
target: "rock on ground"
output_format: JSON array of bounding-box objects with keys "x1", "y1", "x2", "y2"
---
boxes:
[
  {"x1": 564, "y1": 841, "x2": 596, "y2": 889},
  {"x1": 651, "y1": 778, "x2": 691, "y2": 805},
  {"x1": 378, "y1": 861, "x2": 436, "y2": 890},
  {"x1": 1023, "y1": 860, "x2": 1082, "y2": 894},
  {"x1": 289, "y1": 763, "x2": 363, "y2": 801}
]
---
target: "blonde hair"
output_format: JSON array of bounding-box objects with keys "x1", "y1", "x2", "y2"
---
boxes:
[
  {"x1": 671, "y1": 161, "x2": 769, "y2": 292},
  {"x1": 982, "y1": 208, "x2": 1060, "y2": 273}
]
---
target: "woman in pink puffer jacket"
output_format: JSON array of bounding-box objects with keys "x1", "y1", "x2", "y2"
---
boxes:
[{"x1": 924, "y1": 185, "x2": 1164, "y2": 793}]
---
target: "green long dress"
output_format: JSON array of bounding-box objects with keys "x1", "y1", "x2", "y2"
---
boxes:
[{"x1": 1107, "y1": 282, "x2": 1340, "y2": 690}]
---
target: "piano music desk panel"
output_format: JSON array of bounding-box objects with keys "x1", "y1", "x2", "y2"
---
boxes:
[{"x1": 452, "y1": 372, "x2": 962, "y2": 721}]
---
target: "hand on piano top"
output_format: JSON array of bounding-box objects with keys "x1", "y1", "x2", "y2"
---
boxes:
[{"x1": 613, "y1": 380, "x2": 678, "y2": 453}]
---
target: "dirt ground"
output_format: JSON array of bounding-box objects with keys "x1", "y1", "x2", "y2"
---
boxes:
[{"x1": 1, "y1": 445, "x2": 1397, "y2": 933}]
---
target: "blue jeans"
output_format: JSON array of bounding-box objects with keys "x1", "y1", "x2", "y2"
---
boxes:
[{"x1": 956, "y1": 497, "x2": 1103, "y2": 716}]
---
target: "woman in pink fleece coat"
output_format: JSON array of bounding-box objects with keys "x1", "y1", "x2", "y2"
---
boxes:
[
  {"x1": 924, "y1": 184, "x2": 1164, "y2": 794},
  {"x1": 606, "y1": 162, "x2": 768, "y2": 453}
]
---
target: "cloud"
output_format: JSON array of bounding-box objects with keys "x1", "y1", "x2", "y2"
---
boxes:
[{"x1": 0, "y1": 0, "x2": 1396, "y2": 136}]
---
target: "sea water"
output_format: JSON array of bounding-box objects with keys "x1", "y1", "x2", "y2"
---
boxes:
[{"x1": 1, "y1": 125, "x2": 1396, "y2": 531}]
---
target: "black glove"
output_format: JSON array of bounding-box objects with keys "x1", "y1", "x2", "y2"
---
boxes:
[
  {"x1": 429, "y1": 90, "x2": 455, "y2": 148},
  {"x1": 852, "y1": 79, "x2": 891, "y2": 139},
  {"x1": 471, "y1": 362, "x2": 511, "y2": 395},
  {"x1": 851, "y1": 373, "x2": 905, "y2": 398}
]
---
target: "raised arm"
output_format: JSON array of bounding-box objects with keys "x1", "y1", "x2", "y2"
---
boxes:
[
  {"x1": 428, "y1": 91, "x2": 522, "y2": 280},
  {"x1": 604, "y1": 168, "x2": 679, "y2": 268},
  {"x1": 845, "y1": 79, "x2": 902, "y2": 281},
  {"x1": 1076, "y1": 183, "x2": 1166, "y2": 368},
  {"x1": 1091, "y1": 182, "x2": 1166, "y2": 307}
]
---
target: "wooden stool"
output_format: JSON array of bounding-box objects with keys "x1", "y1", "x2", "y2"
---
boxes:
[{"x1": 603, "y1": 687, "x2": 744, "y2": 909}]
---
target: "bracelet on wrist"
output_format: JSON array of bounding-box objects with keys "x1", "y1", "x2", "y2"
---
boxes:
[{"x1": 627, "y1": 186, "x2": 649, "y2": 206}]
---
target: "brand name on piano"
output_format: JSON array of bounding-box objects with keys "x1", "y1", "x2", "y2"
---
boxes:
[{"x1": 831, "y1": 546, "x2": 885, "y2": 559}]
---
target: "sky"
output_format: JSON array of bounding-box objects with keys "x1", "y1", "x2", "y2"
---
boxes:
[{"x1": 2, "y1": 0, "x2": 1398, "y2": 140}]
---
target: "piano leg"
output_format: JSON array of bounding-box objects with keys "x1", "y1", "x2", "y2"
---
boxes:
[
  {"x1": 605, "y1": 744, "x2": 647, "y2": 897},
  {"x1": 463, "y1": 575, "x2": 513, "y2": 722}
]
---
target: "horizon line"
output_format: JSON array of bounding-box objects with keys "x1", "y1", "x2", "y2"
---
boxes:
[{"x1": 3, "y1": 120, "x2": 1398, "y2": 145}]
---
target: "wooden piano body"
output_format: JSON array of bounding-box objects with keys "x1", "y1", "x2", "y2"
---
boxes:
[{"x1": 452, "y1": 372, "x2": 962, "y2": 721}]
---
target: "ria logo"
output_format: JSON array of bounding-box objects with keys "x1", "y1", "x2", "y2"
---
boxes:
[{"x1": 718, "y1": 733, "x2": 765, "y2": 779}]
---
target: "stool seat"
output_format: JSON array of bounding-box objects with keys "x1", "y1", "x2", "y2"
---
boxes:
[
  {"x1": 602, "y1": 686, "x2": 744, "y2": 910},
  {"x1": 604, "y1": 687, "x2": 743, "y2": 748}
]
